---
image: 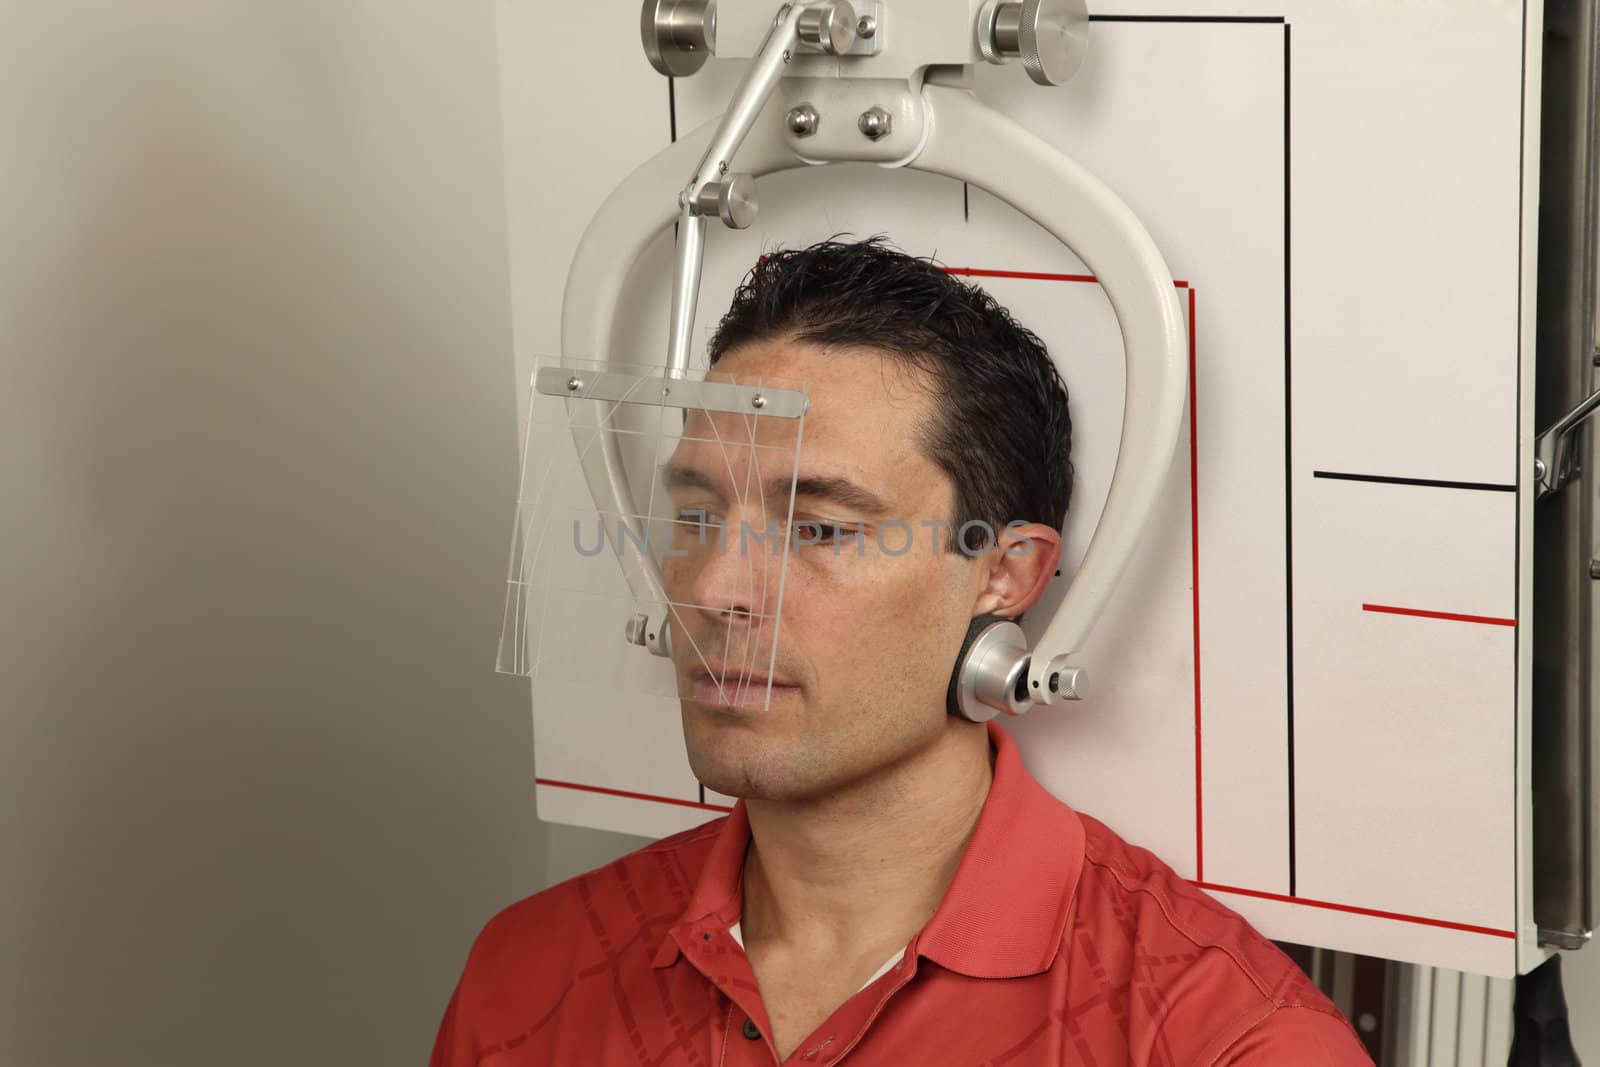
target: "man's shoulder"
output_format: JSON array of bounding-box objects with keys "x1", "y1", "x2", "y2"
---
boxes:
[
  {"x1": 1071, "y1": 812, "x2": 1369, "y2": 1063},
  {"x1": 461, "y1": 815, "x2": 727, "y2": 987}
]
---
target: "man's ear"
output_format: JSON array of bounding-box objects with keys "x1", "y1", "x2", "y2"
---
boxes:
[{"x1": 970, "y1": 521, "x2": 1063, "y2": 618}]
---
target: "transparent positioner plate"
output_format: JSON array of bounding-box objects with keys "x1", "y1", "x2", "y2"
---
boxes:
[{"x1": 498, "y1": 355, "x2": 808, "y2": 713}]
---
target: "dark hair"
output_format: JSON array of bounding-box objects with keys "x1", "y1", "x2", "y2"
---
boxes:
[{"x1": 708, "y1": 235, "x2": 1073, "y2": 558}]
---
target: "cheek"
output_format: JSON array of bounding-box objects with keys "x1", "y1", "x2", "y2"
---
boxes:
[{"x1": 781, "y1": 553, "x2": 973, "y2": 673}]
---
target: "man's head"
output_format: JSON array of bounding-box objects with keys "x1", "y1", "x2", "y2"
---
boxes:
[{"x1": 660, "y1": 236, "x2": 1073, "y2": 803}]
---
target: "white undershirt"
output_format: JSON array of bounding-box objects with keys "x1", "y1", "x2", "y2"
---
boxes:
[{"x1": 728, "y1": 920, "x2": 908, "y2": 995}]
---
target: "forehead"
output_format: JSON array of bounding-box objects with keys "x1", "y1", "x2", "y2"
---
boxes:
[{"x1": 670, "y1": 337, "x2": 946, "y2": 504}]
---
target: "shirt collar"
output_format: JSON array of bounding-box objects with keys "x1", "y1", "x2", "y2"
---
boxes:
[{"x1": 651, "y1": 721, "x2": 1085, "y2": 978}]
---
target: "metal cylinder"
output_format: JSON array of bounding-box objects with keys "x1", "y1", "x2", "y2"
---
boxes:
[
  {"x1": 797, "y1": 0, "x2": 857, "y2": 55},
  {"x1": 691, "y1": 174, "x2": 757, "y2": 229},
  {"x1": 642, "y1": 0, "x2": 717, "y2": 77},
  {"x1": 992, "y1": 4, "x2": 1023, "y2": 54},
  {"x1": 1532, "y1": 0, "x2": 1600, "y2": 949}
]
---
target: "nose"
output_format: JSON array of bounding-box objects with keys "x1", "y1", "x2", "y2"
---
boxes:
[{"x1": 676, "y1": 505, "x2": 785, "y2": 625}]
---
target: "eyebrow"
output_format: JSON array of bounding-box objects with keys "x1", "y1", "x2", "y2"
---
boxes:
[{"x1": 659, "y1": 462, "x2": 892, "y2": 517}]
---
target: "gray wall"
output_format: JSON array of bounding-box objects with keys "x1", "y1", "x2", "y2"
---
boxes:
[{"x1": 0, "y1": 3, "x2": 646, "y2": 1064}]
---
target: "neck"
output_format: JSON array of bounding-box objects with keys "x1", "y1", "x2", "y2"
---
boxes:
[{"x1": 739, "y1": 720, "x2": 995, "y2": 956}]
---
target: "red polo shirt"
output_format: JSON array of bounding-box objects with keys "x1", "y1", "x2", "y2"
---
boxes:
[{"x1": 433, "y1": 723, "x2": 1370, "y2": 1065}]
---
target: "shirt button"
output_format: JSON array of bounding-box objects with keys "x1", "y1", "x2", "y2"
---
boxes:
[{"x1": 742, "y1": 1018, "x2": 761, "y2": 1041}]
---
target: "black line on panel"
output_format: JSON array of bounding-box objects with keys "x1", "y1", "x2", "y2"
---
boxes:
[
  {"x1": 1283, "y1": 21, "x2": 1297, "y2": 899},
  {"x1": 699, "y1": 783, "x2": 706, "y2": 804},
  {"x1": 1089, "y1": 14, "x2": 1286, "y2": 23},
  {"x1": 963, "y1": 182, "x2": 970, "y2": 221},
  {"x1": 1312, "y1": 470, "x2": 1518, "y2": 493},
  {"x1": 668, "y1": 76, "x2": 679, "y2": 143},
  {"x1": 670, "y1": 78, "x2": 680, "y2": 240}
]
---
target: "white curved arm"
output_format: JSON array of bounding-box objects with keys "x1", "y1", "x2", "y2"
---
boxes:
[
  {"x1": 909, "y1": 83, "x2": 1188, "y2": 686},
  {"x1": 559, "y1": 86, "x2": 1187, "y2": 687}
]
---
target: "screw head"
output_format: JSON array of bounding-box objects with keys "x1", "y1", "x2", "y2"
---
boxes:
[
  {"x1": 751, "y1": 393, "x2": 767, "y2": 409},
  {"x1": 857, "y1": 14, "x2": 877, "y2": 38},
  {"x1": 566, "y1": 375, "x2": 583, "y2": 391},
  {"x1": 858, "y1": 106, "x2": 892, "y2": 140},
  {"x1": 786, "y1": 104, "x2": 819, "y2": 136}
]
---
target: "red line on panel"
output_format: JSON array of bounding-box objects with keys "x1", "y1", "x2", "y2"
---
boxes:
[
  {"x1": 536, "y1": 778, "x2": 735, "y2": 814},
  {"x1": 942, "y1": 266, "x2": 1192, "y2": 289},
  {"x1": 1188, "y1": 286, "x2": 1203, "y2": 884},
  {"x1": 1361, "y1": 604, "x2": 1518, "y2": 628},
  {"x1": 1193, "y1": 881, "x2": 1516, "y2": 939}
]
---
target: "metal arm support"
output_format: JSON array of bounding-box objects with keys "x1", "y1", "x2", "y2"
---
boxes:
[{"x1": 668, "y1": 3, "x2": 810, "y2": 375}]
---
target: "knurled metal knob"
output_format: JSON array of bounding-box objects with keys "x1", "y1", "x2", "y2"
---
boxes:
[{"x1": 976, "y1": 0, "x2": 1088, "y2": 87}]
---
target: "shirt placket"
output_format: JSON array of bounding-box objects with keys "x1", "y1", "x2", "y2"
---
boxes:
[
  {"x1": 673, "y1": 920, "x2": 924, "y2": 1067},
  {"x1": 673, "y1": 919, "x2": 780, "y2": 1065}
]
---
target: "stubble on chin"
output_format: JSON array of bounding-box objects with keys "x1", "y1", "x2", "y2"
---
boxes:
[{"x1": 680, "y1": 709, "x2": 825, "y2": 802}]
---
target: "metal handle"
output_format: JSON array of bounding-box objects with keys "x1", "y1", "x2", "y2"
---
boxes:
[{"x1": 1534, "y1": 363, "x2": 1600, "y2": 500}]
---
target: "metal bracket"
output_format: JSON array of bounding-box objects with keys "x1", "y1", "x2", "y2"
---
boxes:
[
  {"x1": 1534, "y1": 353, "x2": 1600, "y2": 500},
  {"x1": 1537, "y1": 925, "x2": 1593, "y2": 951},
  {"x1": 534, "y1": 366, "x2": 809, "y2": 418}
]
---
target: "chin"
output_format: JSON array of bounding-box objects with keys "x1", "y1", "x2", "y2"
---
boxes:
[{"x1": 681, "y1": 719, "x2": 798, "y2": 800}]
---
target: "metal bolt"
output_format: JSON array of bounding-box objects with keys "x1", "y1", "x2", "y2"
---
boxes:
[
  {"x1": 857, "y1": 14, "x2": 877, "y2": 38},
  {"x1": 858, "y1": 106, "x2": 892, "y2": 140},
  {"x1": 1590, "y1": 559, "x2": 1600, "y2": 579},
  {"x1": 751, "y1": 393, "x2": 767, "y2": 409},
  {"x1": 566, "y1": 376, "x2": 583, "y2": 391},
  {"x1": 786, "y1": 104, "x2": 819, "y2": 136},
  {"x1": 1535, "y1": 458, "x2": 1548, "y2": 482}
]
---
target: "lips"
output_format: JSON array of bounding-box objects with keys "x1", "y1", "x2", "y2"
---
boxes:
[{"x1": 690, "y1": 662, "x2": 799, "y2": 688}]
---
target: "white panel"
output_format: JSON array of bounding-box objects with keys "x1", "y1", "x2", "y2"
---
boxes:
[
  {"x1": 1289, "y1": 1, "x2": 1525, "y2": 487},
  {"x1": 1295, "y1": 480, "x2": 1516, "y2": 932}
]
